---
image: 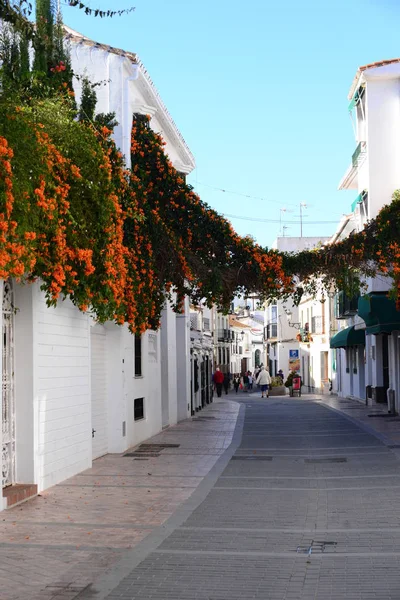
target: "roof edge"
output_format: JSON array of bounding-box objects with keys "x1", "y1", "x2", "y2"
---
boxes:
[{"x1": 64, "y1": 25, "x2": 195, "y2": 171}]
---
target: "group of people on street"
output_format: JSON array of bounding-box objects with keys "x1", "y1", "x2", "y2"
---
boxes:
[{"x1": 212, "y1": 366, "x2": 285, "y2": 399}]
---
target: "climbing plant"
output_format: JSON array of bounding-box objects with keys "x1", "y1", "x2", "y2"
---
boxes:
[{"x1": 0, "y1": 0, "x2": 399, "y2": 336}]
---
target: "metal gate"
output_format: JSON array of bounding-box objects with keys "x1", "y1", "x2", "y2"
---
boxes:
[{"x1": 2, "y1": 280, "x2": 15, "y2": 488}]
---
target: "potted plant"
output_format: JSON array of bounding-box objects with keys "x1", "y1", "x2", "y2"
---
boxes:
[
  {"x1": 285, "y1": 371, "x2": 302, "y2": 397},
  {"x1": 270, "y1": 376, "x2": 286, "y2": 396}
]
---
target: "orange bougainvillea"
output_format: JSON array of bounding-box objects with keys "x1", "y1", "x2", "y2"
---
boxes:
[{"x1": 1, "y1": 99, "x2": 400, "y2": 334}]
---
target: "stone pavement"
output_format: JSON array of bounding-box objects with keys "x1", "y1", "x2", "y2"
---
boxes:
[
  {"x1": 96, "y1": 393, "x2": 400, "y2": 600},
  {"x1": 0, "y1": 399, "x2": 239, "y2": 600}
]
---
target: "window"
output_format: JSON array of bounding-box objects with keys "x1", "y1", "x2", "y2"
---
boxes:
[
  {"x1": 271, "y1": 305, "x2": 278, "y2": 324},
  {"x1": 135, "y1": 334, "x2": 142, "y2": 376},
  {"x1": 148, "y1": 333, "x2": 157, "y2": 363},
  {"x1": 134, "y1": 397, "x2": 144, "y2": 421}
]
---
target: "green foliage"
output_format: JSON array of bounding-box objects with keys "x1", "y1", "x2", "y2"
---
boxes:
[
  {"x1": 78, "y1": 77, "x2": 97, "y2": 123},
  {"x1": 270, "y1": 376, "x2": 284, "y2": 388},
  {"x1": 284, "y1": 371, "x2": 301, "y2": 388}
]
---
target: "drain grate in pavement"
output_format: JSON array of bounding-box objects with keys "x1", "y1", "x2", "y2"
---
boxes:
[
  {"x1": 140, "y1": 443, "x2": 181, "y2": 449},
  {"x1": 305, "y1": 457, "x2": 347, "y2": 463},
  {"x1": 296, "y1": 540, "x2": 337, "y2": 555},
  {"x1": 231, "y1": 455, "x2": 273, "y2": 461},
  {"x1": 124, "y1": 442, "x2": 180, "y2": 458},
  {"x1": 125, "y1": 452, "x2": 160, "y2": 458},
  {"x1": 368, "y1": 413, "x2": 392, "y2": 418},
  {"x1": 45, "y1": 583, "x2": 93, "y2": 599}
]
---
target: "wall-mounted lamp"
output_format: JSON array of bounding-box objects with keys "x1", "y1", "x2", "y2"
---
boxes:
[
  {"x1": 285, "y1": 310, "x2": 301, "y2": 330},
  {"x1": 239, "y1": 330, "x2": 245, "y2": 341}
]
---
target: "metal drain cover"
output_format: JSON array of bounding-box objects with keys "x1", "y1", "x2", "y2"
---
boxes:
[
  {"x1": 305, "y1": 457, "x2": 347, "y2": 463},
  {"x1": 368, "y1": 413, "x2": 392, "y2": 418},
  {"x1": 124, "y1": 442, "x2": 180, "y2": 457},
  {"x1": 140, "y1": 443, "x2": 180, "y2": 449},
  {"x1": 297, "y1": 540, "x2": 337, "y2": 555},
  {"x1": 125, "y1": 452, "x2": 160, "y2": 458},
  {"x1": 231, "y1": 456, "x2": 273, "y2": 461}
]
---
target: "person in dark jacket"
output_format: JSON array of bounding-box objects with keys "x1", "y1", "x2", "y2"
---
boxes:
[
  {"x1": 213, "y1": 368, "x2": 224, "y2": 398},
  {"x1": 233, "y1": 374, "x2": 240, "y2": 393}
]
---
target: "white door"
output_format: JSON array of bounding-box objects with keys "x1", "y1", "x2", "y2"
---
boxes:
[{"x1": 91, "y1": 325, "x2": 108, "y2": 459}]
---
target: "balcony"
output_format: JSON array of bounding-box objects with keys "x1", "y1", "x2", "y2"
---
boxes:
[
  {"x1": 335, "y1": 291, "x2": 359, "y2": 320},
  {"x1": 265, "y1": 322, "x2": 278, "y2": 339},
  {"x1": 311, "y1": 315, "x2": 324, "y2": 335},
  {"x1": 297, "y1": 328, "x2": 314, "y2": 343},
  {"x1": 338, "y1": 141, "x2": 367, "y2": 191},
  {"x1": 217, "y1": 328, "x2": 232, "y2": 342}
]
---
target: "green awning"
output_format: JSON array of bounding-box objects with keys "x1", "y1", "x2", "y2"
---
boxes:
[
  {"x1": 358, "y1": 293, "x2": 400, "y2": 335},
  {"x1": 330, "y1": 325, "x2": 365, "y2": 349}
]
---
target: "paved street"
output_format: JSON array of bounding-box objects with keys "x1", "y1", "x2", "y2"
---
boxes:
[
  {"x1": 4, "y1": 394, "x2": 400, "y2": 599},
  {"x1": 101, "y1": 395, "x2": 400, "y2": 600},
  {"x1": 0, "y1": 400, "x2": 239, "y2": 600}
]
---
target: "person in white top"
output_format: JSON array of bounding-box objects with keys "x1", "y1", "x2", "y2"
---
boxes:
[{"x1": 256, "y1": 367, "x2": 272, "y2": 398}]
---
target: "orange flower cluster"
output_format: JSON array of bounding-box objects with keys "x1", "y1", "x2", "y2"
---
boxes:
[
  {"x1": 0, "y1": 136, "x2": 36, "y2": 279},
  {"x1": 1, "y1": 102, "x2": 400, "y2": 334}
]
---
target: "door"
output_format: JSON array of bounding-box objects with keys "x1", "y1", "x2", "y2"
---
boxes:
[
  {"x1": 2, "y1": 280, "x2": 15, "y2": 488},
  {"x1": 91, "y1": 325, "x2": 108, "y2": 459}
]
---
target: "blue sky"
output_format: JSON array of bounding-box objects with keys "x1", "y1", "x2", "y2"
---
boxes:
[{"x1": 62, "y1": 0, "x2": 400, "y2": 247}]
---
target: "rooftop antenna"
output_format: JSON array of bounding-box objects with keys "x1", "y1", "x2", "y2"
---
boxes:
[
  {"x1": 279, "y1": 207, "x2": 294, "y2": 235},
  {"x1": 282, "y1": 225, "x2": 290, "y2": 237},
  {"x1": 300, "y1": 203, "x2": 307, "y2": 238}
]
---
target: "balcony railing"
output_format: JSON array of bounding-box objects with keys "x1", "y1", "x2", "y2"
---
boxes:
[
  {"x1": 352, "y1": 141, "x2": 367, "y2": 168},
  {"x1": 297, "y1": 328, "x2": 314, "y2": 343},
  {"x1": 217, "y1": 328, "x2": 233, "y2": 342},
  {"x1": 311, "y1": 315, "x2": 324, "y2": 335},
  {"x1": 203, "y1": 318, "x2": 210, "y2": 332},
  {"x1": 335, "y1": 291, "x2": 359, "y2": 320}
]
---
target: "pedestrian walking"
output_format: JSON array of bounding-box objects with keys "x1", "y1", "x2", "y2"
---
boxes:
[
  {"x1": 213, "y1": 367, "x2": 224, "y2": 398},
  {"x1": 243, "y1": 372, "x2": 249, "y2": 392},
  {"x1": 233, "y1": 374, "x2": 240, "y2": 393},
  {"x1": 223, "y1": 372, "x2": 230, "y2": 395},
  {"x1": 248, "y1": 372, "x2": 253, "y2": 391},
  {"x1": 256, "y1": 366, "x2": 271, "y2": 398}
]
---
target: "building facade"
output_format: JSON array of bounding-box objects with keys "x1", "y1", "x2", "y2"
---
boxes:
[
  {"x1": 1, "y1": 30, "x2": 195, "y2": 509},
  {"x1": 334, "y1": 58, "x2": 400, "y2": 409}
]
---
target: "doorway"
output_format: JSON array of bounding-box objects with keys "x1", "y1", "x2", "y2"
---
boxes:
[
  {"x1": 2, "y1": 280, "x2": 15, "y2": 488},
  {"x1": 90, "y1": 324, "x2": 108, "y2": 460}
]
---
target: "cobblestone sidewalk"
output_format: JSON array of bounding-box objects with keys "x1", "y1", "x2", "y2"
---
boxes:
[{"x1": 0, "y1": 399, "x2": 239, "y2": 600}]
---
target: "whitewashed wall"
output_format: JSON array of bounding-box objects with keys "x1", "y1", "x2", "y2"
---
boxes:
[{"x1": 35, "y1": 286, "x2": 92, "y2": 491}]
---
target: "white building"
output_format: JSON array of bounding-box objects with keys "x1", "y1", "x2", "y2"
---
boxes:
[
  {"x1": 1, "y1": 30, "x2": 195, "y2": 509},
  {"x1": 265, "y1": 236, "x2": 328, "y2": 384},
  {"x1": 335, "y1": 58, "x2": 400, "y2": 408},
  {"x1": 189, "y1": 305, "x2": 214, "y2": 413}
]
